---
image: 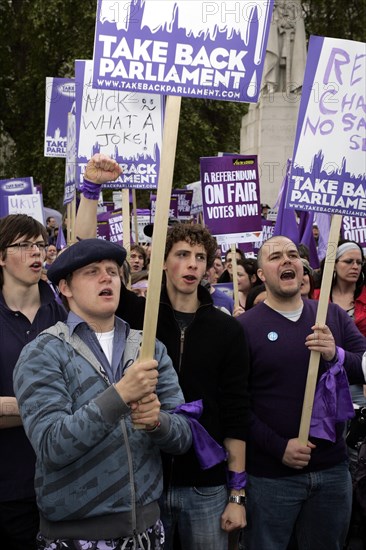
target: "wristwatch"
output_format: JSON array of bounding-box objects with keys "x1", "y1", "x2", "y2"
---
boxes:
[{"x1": 228, "y1": 494, "x2": 246, "y2": 505}]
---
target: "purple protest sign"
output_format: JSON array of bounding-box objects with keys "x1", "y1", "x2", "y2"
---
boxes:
[
  {"x1": 342, "y1": 216, "x2": 366, "y2": 253},
  {"x1": 75, "y1": 60, "x2": 163, "y2": 189},
  {"x1": 92, "y1": 0, "x2": 274, "y2": 103},
  {"x1": 286, "y1": 36, "x2": 366, "y2": 218},
  {"x1": 64, "y1": 113, "x2": 77, "y2": 205},
  {"x1": 150, "y1": 194, "x2": 178, "y2": 222},
  {"x1": 172, "y1": 189, "x2": 193, "y2": 221},
  {"x1": 97, "y1": 210, "x2": 124, "y2": 243},
  {"x1": 200, "y1": 155, "x2": 262, "y2": 245},
  {"x1": 44, "y1": 77, "x2": 75, "y2": 158},
  {"x1": 0, "y1": 177, "x2": 34, "y2": 218}
]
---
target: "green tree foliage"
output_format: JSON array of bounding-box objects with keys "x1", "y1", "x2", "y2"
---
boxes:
[
  {"x1": 0, "y1": 0, "x2": 96, "y2": 208},
  {"x1": 0, "y1": 0, "x2": 364, "y2": 209},
  {"x1": 303, "y1": 0, "x2": 366, "y2": 42}
]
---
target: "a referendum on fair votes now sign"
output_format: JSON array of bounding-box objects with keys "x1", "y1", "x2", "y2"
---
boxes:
[
  {"x1": 75, "y1": 60, "x2": 164, "y2": 190},
  {"x1": 0, "y1": 177, "x2": 34, "y2": 217},
  {"x1": 64, "y1": 113, "x2": 77, "y2": 205},
  {"x1": 92, "y1": 0, "x2": 274, "y2": 103},
  {"x1": 200, "y1": 155, "x2": 262, "y2": 245},
  {"x1": 44, "y1": 77, "x2": 75, "y2": 158},
  {"x1": 286, "y1": 36, "x2": 366, "y2": 218},
  {"x1": 97, "y1": 209, "x2": 123, "y2": 243}
]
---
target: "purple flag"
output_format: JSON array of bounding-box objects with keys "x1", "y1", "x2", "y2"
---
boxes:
[
  {"x1": 298, "y1": 211, "x2": 320, "y2": 269},
  {"x1": 55, "y1": 227, "x2": 67, "y2": 251},
  {"x1": 273, "y1": 160, "x2": 299, "y2": 244}
]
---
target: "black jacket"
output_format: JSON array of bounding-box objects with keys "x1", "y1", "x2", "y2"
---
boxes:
[{"x1": 117, "y1": 283, "x2": 250, "y2": 486}]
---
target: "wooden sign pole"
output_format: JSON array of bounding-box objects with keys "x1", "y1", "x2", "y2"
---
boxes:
[
  {"x1": 132, "y1": 189, "x2": 139, "y2": 244},
  {"x1": 139, "y1": 95, "x2": 182, "y2": 361},
  {"x1": 70, "y1": 191, "x2": 76, "y2": 244},
  {"x1": 230, "y1": 243, "x2": 240, "y2": 308},
  {"x1": 122, "y1": 188, "x2": 130, "y2": 252},
  {"x1": 298, "y1": 214, "x2": 342, "y2": 444}
]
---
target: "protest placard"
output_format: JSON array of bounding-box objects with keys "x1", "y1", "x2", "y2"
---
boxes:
[
  {"x1": 186, "y1": 181, "x2": 203, "y2": 215},
  {"x1": 8, "y1": 194, "x2": 44, "y2": 224},
  {"x1": 342, "y1": 216, "x2": 366, "y2": 253},
  {"x1": 284, "y1": 36, "x2": 366, "y2": 444},
  {"x1": 44, "y1": 77, "x2": 75, "y2": 158},
  {"x1": 286, "y1": 36, "x2": 365, "y2": 218},
  {"x1": 150, "y1": 194, "x2": 178, "y2": 222},
  {"x1": 172, "y1": 189, "x2": 193, "y2": 221},
  {"x1": 75, "y1": 59, "x2": 163, "y2": 189},
  {"x1": 64, "y1": 113, "x2": 77, "y2": 205},
  {"x1": 92, "y1": 0, "x2": 274, "y2": 103},
  {"x1": 200, "y1": 155, "x2": 262, "y2": 245},
  {"x1": 92, "y1": 0, "x2": 274, "y2": 362},
  {"x1": 0, "y1": 177, "x2": 35, "y2": 218}
]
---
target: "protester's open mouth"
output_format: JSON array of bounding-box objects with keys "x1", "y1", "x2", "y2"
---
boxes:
[
  {"x1": 183, "y1": 275, "x2": 197, "y2": 282},
  {"x1": 280, "y1": 270, "x2": 295, "y2": 280},
  {"x1": 99, "y1": 289, "x2": 113, "y2": 296},
  {"x1": 30, "y1": 261, "x2": 42, "y2": 269}
]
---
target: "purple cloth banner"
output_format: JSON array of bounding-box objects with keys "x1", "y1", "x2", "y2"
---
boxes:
[
  {"x1": 200, "y1": 155, "x2": 262, "y2": 246},
  {"x1": 273, "y1": 160, "x2": 299, "y2": 244},
  {"x1": 92, "y1": 0, "x2": 274, "y2": 104},
  {"x1": 44, "y1": 77, "x2": 75, "y2": 158},
  {"x1": 310, "y1": 348, "x2": 355, "y2": 442},
  {"x1": 298, "y1": 211, "x2": 320, "y2": 269},
  {"x1": 286, "y1": 36, "x2": 366, "y2": 218},
  {"x1": 171, "y1": 400, "x2": 228, "y2": 470}
]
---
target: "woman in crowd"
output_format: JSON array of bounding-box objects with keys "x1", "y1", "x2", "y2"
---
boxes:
[
  {"x1": 217, "y1": 248, "x2": 245, "y2": 283},
  {"x1": 300, "y1": 258, "x2": 315, "y2": 299},
  {"x1": 233, "y1": 258, "x2": 261, "y2": 316},
  {"x1": 314, "y1": 239, "x2": 366, "y2": 337}
]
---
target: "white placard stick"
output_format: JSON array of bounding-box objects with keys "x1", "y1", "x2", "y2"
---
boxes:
[
  {"x1": 139, "y1": 95, "x2": 182, "y2": 360},
  {"x1": 139, "y1": 96, "x2": 182, "y2": 361},
  {"x1": 132, "y1": 189, "x2": 139, "y2": 244},
  {"x1": 122, "y1": 189, "x2": 130, "y2": 252},
  {"x1": 231, "y1": 243, "x2": 240, "y2": 308},
  {"x1": 298, "y1": 214, "x2": 342, "y2": 445},
  {"x1": 70, "y1": 191, "x2": 76, "y2": 244},
  {"x1": 133, "y1": 95, "x2": 182, "y2": 429}
]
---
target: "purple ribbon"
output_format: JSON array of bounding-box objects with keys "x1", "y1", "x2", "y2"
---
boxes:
[
  {"x1": 310, "y1": 347, "x2": 355, "y2": 442},
  {"x1": 81, "y1": 178, "x2": 101, "y2": 200},
  {"x1": 171, "y1": 400, "x2": 228, "y2": 470},
  {"x1": 227, "y1": 470, "x2": 247, "y2": 490}
]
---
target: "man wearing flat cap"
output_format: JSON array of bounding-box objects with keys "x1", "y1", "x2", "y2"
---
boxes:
[{"x1": 13, "y1": 238, "x2": 191, "y2": 550}]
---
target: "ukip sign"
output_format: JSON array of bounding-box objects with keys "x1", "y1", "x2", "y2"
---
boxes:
[
  {"x1": 92, "y1": 0, "x2": 274, "y2": 103},
  {"x1": 286, "y1": 36, "x2": 366, "y2": 218}
]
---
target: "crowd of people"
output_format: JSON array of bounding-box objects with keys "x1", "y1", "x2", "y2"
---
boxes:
[{"x1": 1, "y1": 153, "x2": 366, "y2": 550}]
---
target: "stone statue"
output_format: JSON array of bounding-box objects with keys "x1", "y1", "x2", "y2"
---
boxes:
[{"x1": 261, "y1": 0, "x2": 307, "y2": 94}]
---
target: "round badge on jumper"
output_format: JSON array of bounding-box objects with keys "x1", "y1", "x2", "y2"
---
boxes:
[{"x1": 267, "y1": 331, "x2": 278, "y2": 342}]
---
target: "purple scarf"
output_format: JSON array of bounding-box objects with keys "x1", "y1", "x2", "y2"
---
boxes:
[{"x1": 310, "y1": 347, "x2": 355, "y2": 442}]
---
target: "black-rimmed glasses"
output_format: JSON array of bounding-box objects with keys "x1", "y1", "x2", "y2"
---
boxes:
[{"x1": 6, "y1": 241, "x2": 47, "y2": 251}]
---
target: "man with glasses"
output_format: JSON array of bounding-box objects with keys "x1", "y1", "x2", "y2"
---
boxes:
[{"x1": 0, "y1": 214, "x2": 67, "y2": 550}]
